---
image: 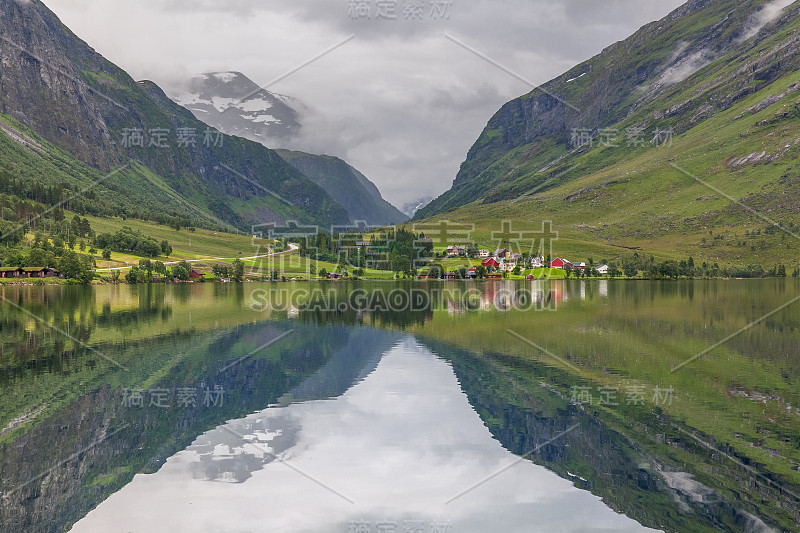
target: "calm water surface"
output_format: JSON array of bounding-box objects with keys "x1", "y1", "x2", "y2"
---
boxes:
[{"x1": 0, "y1": 280, "x2": 797, "y2": 532}]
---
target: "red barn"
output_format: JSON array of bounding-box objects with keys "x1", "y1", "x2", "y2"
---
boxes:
[{"x1": 550, "y1": 257, "x2": 570, "y2": 269}]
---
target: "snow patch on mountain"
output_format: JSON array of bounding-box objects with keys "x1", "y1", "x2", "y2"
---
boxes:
[{"x1": 212, "y1": 72, "x2": 238, "y2": 83}]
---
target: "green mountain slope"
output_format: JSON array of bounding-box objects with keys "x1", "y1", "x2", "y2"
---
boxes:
[
  {"x1": 0, "y1": 0, "x2": 349, "y2": 230},
  {"x1": 275, "y1": 149, "x2": 407, "y2": 226},
  {"x1": 415, "y1": 0, "x2": 800, "y2": 265}
]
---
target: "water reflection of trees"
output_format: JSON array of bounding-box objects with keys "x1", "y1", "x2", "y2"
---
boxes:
[{"x1": 0, "y1": 321, "x2": 359, "y2": 533}]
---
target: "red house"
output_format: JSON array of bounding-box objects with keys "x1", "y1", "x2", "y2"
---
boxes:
[
  {"x1": 190, "y1": 269, "x2": 203, "y2": 279},
  {"x1": 550, "y1": 257, "x2": 571, "y2": 269},
  {"x1": 481, "y1": 258, "x2": 500, "y2": 268}
]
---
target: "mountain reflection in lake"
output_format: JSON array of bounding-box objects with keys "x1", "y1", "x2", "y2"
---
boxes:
[{"x1": 71, "y1": 337, "x2": 656, "y2": 533}]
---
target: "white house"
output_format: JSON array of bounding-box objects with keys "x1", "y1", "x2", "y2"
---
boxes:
[
  {"x1": 500, "y1": 261, "x2": 517, "y2": 272},
  {"x1": 596, "y1": 264, "x2": 610, "y2": 275},
  {"x1": 478, "y1": 249, "x2": 491, "y2": 258}
]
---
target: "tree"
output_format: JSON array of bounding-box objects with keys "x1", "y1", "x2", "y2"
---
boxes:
[
  {"x1": 512, "y1": 265, "x2": 521, "y2": 276},
  {"x1": 58, "y1": 250, "x2": 93, "y2": 282},
  {"x1": 126, "y1": 267, "x2": 140, "y2": 283},
  {"x1": 153, "y1": 261, "x2": 167, "y2": 277},
  {"x1": 623, "y1": 264, "x2": 637, "y2": 278},
  {"x1": 476, "y1": 265, "x2": 487, "y2": 279},
  {"x1": 161, "y1": 240, "x2": 172, "y2": 256},
  {"x1": 102, "y1": 249, "x2": 112, "y2": 261},
  {"x1": 232, "y1": 258, "x2": 245, "y2": 282},
  {"x1": 139, "y1": 259, "x2": 153, "y2": 277},
  {"x1": 172, "y1": 265, "x2": 190, "y2": 281}
]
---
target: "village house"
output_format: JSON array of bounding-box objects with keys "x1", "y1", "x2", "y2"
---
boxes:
[
  {"x1": 446, "y1": 245, "x2": 468, "y2": 257},
  {"x1": 5, "y1": 267, "x2": 62, "y2": 279},
  {"x1": 530, "y1": 255, "x2": 545, "y2": 268},
  {"x1": 0, "y1": 267, "x2": 20, "y2": 279},
  {"x1": 550, "y1": 257, "x2": 571, "y2": 269},
  {"x1": 481, "y1": 257, "x2": 500, "y2": 269},
  {"x1": 500, "y1": 261, "x2": 517, "y2": 273},
  {"x1": 596, "y1": 264, "x2": 610, "y2": 275},
  {"x1": 477, "y1": 249, "x2": 491, "y2": 258},
  {"x1": 493, "y1": 248, "x2": 510, "y2": 260}
]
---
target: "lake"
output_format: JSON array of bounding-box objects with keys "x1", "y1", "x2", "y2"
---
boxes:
[{"x1": 0, "y1": 280, "x2": 798, "y2": 532}]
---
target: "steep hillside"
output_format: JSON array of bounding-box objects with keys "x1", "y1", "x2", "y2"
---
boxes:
[
  {"x1": 0, "y1": 0, "x2": 348, "y2": 230},
  {"x1": 416, "y1": 0, "x2": 800, "y2": 263},
  {"x1": 275, "y1": 149, "x2": 407, "y2": 225}
]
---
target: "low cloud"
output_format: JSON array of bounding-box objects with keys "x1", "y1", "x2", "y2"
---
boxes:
[{"x1": 741, "y1": 0, "x2": 796, "y2": 42}]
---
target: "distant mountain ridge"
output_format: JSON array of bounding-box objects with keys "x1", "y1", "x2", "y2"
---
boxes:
[
  {"x1": 0, "y1": 0, "x2": 348, "y2": 230},
  {"x1": 274, "y1": 149, "x2": 407, "y2": 226}
]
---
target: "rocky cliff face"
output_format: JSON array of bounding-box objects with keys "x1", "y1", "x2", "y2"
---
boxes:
[
  {"x1": 416, "y1": 0, "x2": 800, "y2": 218},
  {"x1": 0, "y1": 0, "x2": 349, "y2": 229}
]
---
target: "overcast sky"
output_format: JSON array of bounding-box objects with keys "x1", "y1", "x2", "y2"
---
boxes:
[{"x1": 43, "y1": 0, "x2": 685, "y2": 210}]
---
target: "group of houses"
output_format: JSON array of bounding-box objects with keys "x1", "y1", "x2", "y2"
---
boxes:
[
  {"x1": 480, "y1": 248, "x2": 539, "y2": 273},
  {"x1": 478, "y1": 251, "x2": 610, "y2": 276},
  {"x1": 0, "y1": 267, "x2": 62, "y2": 279},
  {"x1": 550, "y1": 257, "x2": 610, "y2": 274}
]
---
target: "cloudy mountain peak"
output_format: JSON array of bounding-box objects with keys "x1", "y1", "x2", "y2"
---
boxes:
[{"x1": 172, "y1": 71, "x2": 301, "y2": 142}]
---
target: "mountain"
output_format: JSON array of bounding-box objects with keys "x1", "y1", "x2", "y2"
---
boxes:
[
  {"x1": 172, "y1": 71, "x2": 406, "y2": 226},
  {"x1": 274, "y1": 149, "x2": 407, "y2": 225},
  {"x1": 172, "y1": 72, "x2": 301, "y2": 144},
  {"x1": 400, "y1": 196, "x2": 433, "y2": 219},
  {"x1": 414, "y1": 0, "x2": 800, "y2": 264},
  {"x1": 0, "y1": 0, "x2": 349, "y2": 231}
]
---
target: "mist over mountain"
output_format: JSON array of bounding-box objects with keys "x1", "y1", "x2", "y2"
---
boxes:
[{"x1": 171, "y1": 71, "x2": 406, "y2": 226}]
